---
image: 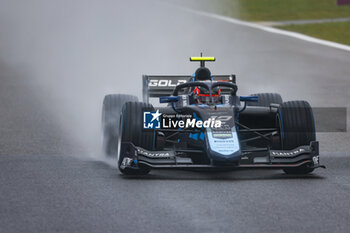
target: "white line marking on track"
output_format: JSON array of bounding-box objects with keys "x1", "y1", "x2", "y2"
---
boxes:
[{"x1": 183, "y1": 8, "x2": 350, "y2": 52}]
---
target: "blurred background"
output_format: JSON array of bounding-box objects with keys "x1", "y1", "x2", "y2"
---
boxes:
[
  {"x1": 171, "y1": 0, "x2": 350, "y2": 45},
  {"x1": 1, "y1": 1, "x2": 350, "y2": 233}
]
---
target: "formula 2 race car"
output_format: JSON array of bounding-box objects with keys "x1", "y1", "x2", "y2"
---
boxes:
[{"x1": 102, "y1": 56, "x2": 325, "y2": 175}]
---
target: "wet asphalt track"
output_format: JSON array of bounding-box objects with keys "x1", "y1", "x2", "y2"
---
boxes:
[{"x1": 0, "y1": 1, "x2": 350, "y2": 232}]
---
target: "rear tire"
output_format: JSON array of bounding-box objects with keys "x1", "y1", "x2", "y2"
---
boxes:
[
  {"x1": 247, "y1": 93, "x2": 282, "y2": 107},
  {"x1": 278, "y1": 101, "x2": 316, "y2": 174},
  {"x1": 102, "y1": 94, "x2": 138, "y2": 157},
  {"x1": 118, "y1": 102, "x2": 154, "y2": 175}
]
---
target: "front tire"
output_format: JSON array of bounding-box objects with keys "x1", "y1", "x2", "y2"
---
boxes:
[
  {"x1": 118, "y1": 102, "x2": 154, "y2": 175},
  {"x1": 278, "y1": 101, "x2": 316, "y2": 174}
]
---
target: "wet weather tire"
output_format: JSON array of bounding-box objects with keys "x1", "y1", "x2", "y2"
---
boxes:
[
  {"x1": 278, "y1": 101, "x2": 316, "y2": 174},
  {"x1": 102, "y1": 94, "x2": 138, "y2": 157},
  {"x1": 118, "y1": 102, "x2": 154, "y2": 175}
]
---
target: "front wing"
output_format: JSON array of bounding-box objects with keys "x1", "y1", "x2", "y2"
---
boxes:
[{"x1": 119, "y1": 141, "x2": 325, "y2": 170}]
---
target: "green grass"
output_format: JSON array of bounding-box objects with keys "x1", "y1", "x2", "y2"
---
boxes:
[
  {"x1": 169, "y1": 0, "x2": 350, "y2": 45},
  {"x1": 231, "y1": 0, "x2": 350, "y2": 21},
  {"x1": 170, "y1": 0, "x2": 350, "y2": 22},
  {"x1": 277, "y1": 21, "x2": 350, "y2": 45}
]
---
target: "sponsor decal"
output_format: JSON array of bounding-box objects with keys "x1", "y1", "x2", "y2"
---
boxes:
[
  {"x1": 212, "y1": 130, "x2": 233, "y2": 139},
  {"x1": 148, "y1": 79, "x2": 187, "y2": 87},
  {"x1": 271, "y1": 148, "x2": 307, "y2": 157},
  {"x1": 207, "y1": 129, "x2": 240, "y2": 155},
  {"x1": 137, "y1": 147, "x2": 174, "y2": 158}
]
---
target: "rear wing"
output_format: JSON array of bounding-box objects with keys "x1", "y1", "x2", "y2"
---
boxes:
[{"x1": 142, "y1": 74, "x2": 236, "y2": 103}]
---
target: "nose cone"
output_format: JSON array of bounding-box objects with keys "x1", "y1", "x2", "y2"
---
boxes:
[{"x1": 206, "y1": 129, "x2": 241, "y2": 163}]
